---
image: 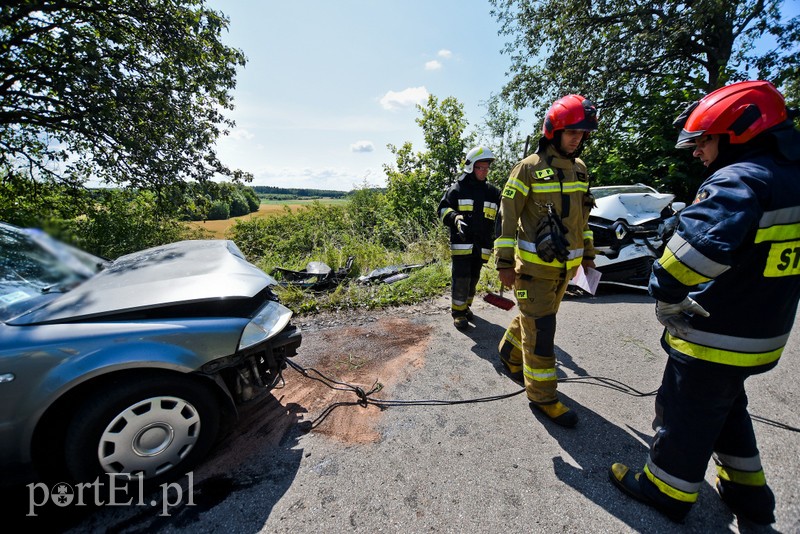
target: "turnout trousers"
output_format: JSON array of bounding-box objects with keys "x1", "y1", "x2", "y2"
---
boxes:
[
  {"x1": 451, "y1": 256, "x2": 483, "y2": 318},
  {"x1": 641, "y1": 350, "x2": 773, "y2": 518},
  {"x1": 498, "y1": 273, "x2": 569, "y2": 404}
]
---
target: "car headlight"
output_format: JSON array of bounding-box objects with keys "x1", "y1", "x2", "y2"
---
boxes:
[{"x1": 238, "y1": 300, "x2": 293, "y2": 350}]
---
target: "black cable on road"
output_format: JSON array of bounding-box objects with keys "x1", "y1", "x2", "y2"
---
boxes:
[{"x1": 284, "y1": 359, "x2": 800, "y2": 433}]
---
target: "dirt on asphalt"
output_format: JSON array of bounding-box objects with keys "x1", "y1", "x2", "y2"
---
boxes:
[
  {"x1": 193, "y1": 304, "x2": 441, "y2": 482},
  {"x1": 273, "y1": 316, "x2": 433, "y2": 445}
]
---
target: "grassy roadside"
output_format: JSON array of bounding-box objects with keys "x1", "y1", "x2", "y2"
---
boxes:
[{"x1": 189, "y1": 197, "x2": 506, "y2": 317}]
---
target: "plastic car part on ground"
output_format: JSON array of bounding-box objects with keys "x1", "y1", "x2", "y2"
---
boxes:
[
  {"x1": 356, "y1": 260, "x2": 436, "y2": 285},
  {"x1": 271, "y1": 257, "x2": 436, "y2": 288},
  {"x1": 271, "y1": 256, "x2": 355, "y2": 290}
]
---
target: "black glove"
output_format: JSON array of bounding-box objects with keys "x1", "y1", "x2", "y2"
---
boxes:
[
  {"x1": 535, "y1": 208, "x2": 569, "y2": 263},
  {"x1": 454, "y1": 214, "x2": 469, "y2": 239},
  {"x1": 535, "y1": 231, "x2": 570, "y2": 262}
]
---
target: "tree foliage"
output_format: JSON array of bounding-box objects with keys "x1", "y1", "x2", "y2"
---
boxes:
[
  {"x1": 488, "y1": 0, "x2": 800, "y2": 200},
  {"x1": 1, "y1": 1, "x2": 247, "y2": 190},
  {"x1": 383, "y1": 95, "x2": 474, "y2": 228},
  {"x1": 65, "y1": 189, "x2": 189, "y2": 258},
  {"x1": 478, "y1": 94, "x2": 527, "y2": 188},
  {"x1": 0, "y1": 168, "x2": 91, "y2": 227}
]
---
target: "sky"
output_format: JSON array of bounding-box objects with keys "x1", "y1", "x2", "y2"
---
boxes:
[
  {"x1": 206, "y1": 1, "x2": 800, "y2": 193},
  {"x1": 206, "y1": 0, "x2": 527, "y2": 192}
]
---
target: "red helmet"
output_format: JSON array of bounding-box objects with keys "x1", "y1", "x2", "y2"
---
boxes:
[
  {"x1": 542, "y1": 94, "x2": 598, "y2": 139},
  {"x1": 674, "y1": 80, "x2": 788, "y2": 148}
]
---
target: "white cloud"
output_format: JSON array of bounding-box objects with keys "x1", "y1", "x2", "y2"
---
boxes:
[
  {"x1": 425, "y1": 60, "x2": 442, "y2": 71},
  {"x1": 226, "y1": 128, "x2": 255, "y2": 141},
  {"x1": 437, "y1": 49, "x2": 453, "y2": 59},
  {"x1": 351, "y1": 140, "x2": 374, "y2": 153},
  {"x1": 379, "y1": 86, "x2": 430, "y2": 110}
]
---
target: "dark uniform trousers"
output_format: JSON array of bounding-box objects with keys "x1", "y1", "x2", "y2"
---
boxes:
[
  {"x1": 641, "y1": 347, "x2": 771, "y2": 517},
  {"x1": 450, "y1": 256, "x2": 483, "y2": 318}
]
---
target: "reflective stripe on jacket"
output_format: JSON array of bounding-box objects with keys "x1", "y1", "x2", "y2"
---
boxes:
[
  {"x1": 650, "y1": 148, "x2": 800, "y2": 369},
  {"x1": 438, "y1": 173, "x2": 502, "y2": 263},
  {"x1": 494, "y1": 144, "x2": 595, "y2": 279}
]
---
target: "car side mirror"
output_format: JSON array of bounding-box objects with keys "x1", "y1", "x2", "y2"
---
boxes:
[{"x1": 672, "y1": 202, "x2": 686, "y2": 213}]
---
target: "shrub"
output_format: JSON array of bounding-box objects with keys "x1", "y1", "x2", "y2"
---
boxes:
[
  {"x1": 229, "y1": 193, "x2": 250, "y2": 217},
  {"x1": 208, "y1": 200, "x2": 230, "y2": 220}
]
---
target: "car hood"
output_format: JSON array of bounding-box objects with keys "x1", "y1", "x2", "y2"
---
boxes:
[
  {"x1": 8, "y1": 240, "x2": 277, "y2": 325},
  {"x1": 592, "y1": 193, "x2": 675, "y2": 225}
]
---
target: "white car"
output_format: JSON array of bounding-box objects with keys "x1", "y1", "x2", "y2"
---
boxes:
[{"x1": 588, "y1": 184, "x2": 685, "y2": 287}]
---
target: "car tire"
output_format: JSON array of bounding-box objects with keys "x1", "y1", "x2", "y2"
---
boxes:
[{"x1": 63, "y1": 374, "x2": 221, "y2": 487}]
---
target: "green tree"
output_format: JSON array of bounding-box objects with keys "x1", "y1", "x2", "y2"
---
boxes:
[
  {"x1": 229, "y1": 191, "x2": 249, "y2": 217},
  {"x1": 489, "y1": 0, "x2": 800, "y2": 200},
  {"x1": 478, "y1": 94, "x2": 527, "y2": 188},
  {"x1": 416, "y1": 95, "x2": 475, "y2": 190},
  {"x1": 208, "y1": 200, "x2": 230, "y2": 220},
  {"x1": 242, "y1": 187, "x2": 261, "y2": 212},
  {"x1": 383, "y1": 95, "x2": 473, "y2": 228},
  {"x1": 1, "y1": 1, "x2": 247, "y2": 192},
  {"x1": 0, "y1": 169, "x2": 91, "y2": 228},
  {"x1": 346, "y1": 181, "x2": 385, "y2": 234},
  {"x1": 66, "y1": 189, "x2": 187, "y2": 258}
]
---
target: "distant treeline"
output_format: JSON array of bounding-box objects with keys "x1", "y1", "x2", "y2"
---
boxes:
[{"x1": 251, "y1": 186, "x2": 351, "y2": 199}]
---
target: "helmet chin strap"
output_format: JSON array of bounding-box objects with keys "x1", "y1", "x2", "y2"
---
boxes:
[
  {"x1": 704, "y1": 135, "x2": 734, "y2": 176},
  {"x1": 550, "y1": 130, "x2": 587, "y2": 158}
]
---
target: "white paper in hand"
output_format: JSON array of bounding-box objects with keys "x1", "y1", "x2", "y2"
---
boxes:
[{"x1": 571, "y1": 265, "x2": 602, "y2": 295}]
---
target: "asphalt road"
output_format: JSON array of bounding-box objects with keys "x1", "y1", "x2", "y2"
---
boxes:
[{"x1": 11, "y1": 286, "x2": 800, "y2": 533}]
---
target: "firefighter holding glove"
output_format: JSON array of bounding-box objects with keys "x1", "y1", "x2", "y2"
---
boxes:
[{"x1": 495, "y1": 95, "x2": 598, "y2": 428}]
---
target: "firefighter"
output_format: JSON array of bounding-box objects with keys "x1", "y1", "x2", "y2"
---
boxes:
[
  {"x1": 495, "y1": 95, "x2": 597, "y2": 427},
  {"x1": 438, "y1": 146, "x2": 502, "y2": 329},
  {"x1": 610, "y1": 80, "x2": 800, "y2": 524}
]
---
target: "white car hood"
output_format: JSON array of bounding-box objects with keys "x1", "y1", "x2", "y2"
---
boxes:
[
  {"x1": 592, "y1": 193, "x2": 675, "y2": 225},
  {"x1": 10, "y1": 240, "x2": 276, "y2": 325}
]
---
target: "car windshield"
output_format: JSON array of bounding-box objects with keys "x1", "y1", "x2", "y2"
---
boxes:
[
  {"x1": 0, "y1": 225, "x2": 104, "y2": 318},
  {"x1": 591, "y1": 185, "x2": 658, "y2": 199}
]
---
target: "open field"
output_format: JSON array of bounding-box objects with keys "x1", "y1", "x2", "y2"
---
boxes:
[{"x1": 187, "y1": 199, "x2": 346, "y2": 238}]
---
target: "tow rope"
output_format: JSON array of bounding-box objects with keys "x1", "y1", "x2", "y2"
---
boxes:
[{"x1": 283, "y1": 359, "x2": 800, "y2": 434}]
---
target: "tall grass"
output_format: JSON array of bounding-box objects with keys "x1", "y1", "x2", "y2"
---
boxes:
[{"x1": 225, "y1": 199, "x2": 475, "y2": 314}]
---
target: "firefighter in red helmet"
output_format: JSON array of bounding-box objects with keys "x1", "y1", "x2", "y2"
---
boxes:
[
  {"x1": 495, "y1": 94, "x2": 598, "y2": 427},
  {"x1": 610, "y1": 80, "x2": 800, "y2": 524}
]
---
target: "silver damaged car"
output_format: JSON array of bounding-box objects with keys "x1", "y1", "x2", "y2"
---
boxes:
[{"x1": 0, "y1": 222, "x2": 301, "y2": 486}]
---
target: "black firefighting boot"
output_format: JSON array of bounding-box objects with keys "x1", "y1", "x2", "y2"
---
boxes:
[
  {"x1": 609, "y1": 463, "x2": 691, "y2": 523},
  {"x1": 499, "y1": 355, "x2": 523, "y2": 384},
  {"x1": 465, "y1": 308, "x2": 474, "y2": 321},
  {"x1": 453, "y1": 315, "x2": 469, "y2": 329},
  {"x1": 530, "y1": 400, "x2": 578, "y2": 428},
  {"x1": 715, "y1": 477, "x2": 776, "y2": 525},
  {"x1": 498, "y1": 337, "x2": 523, "y2": 384}
]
